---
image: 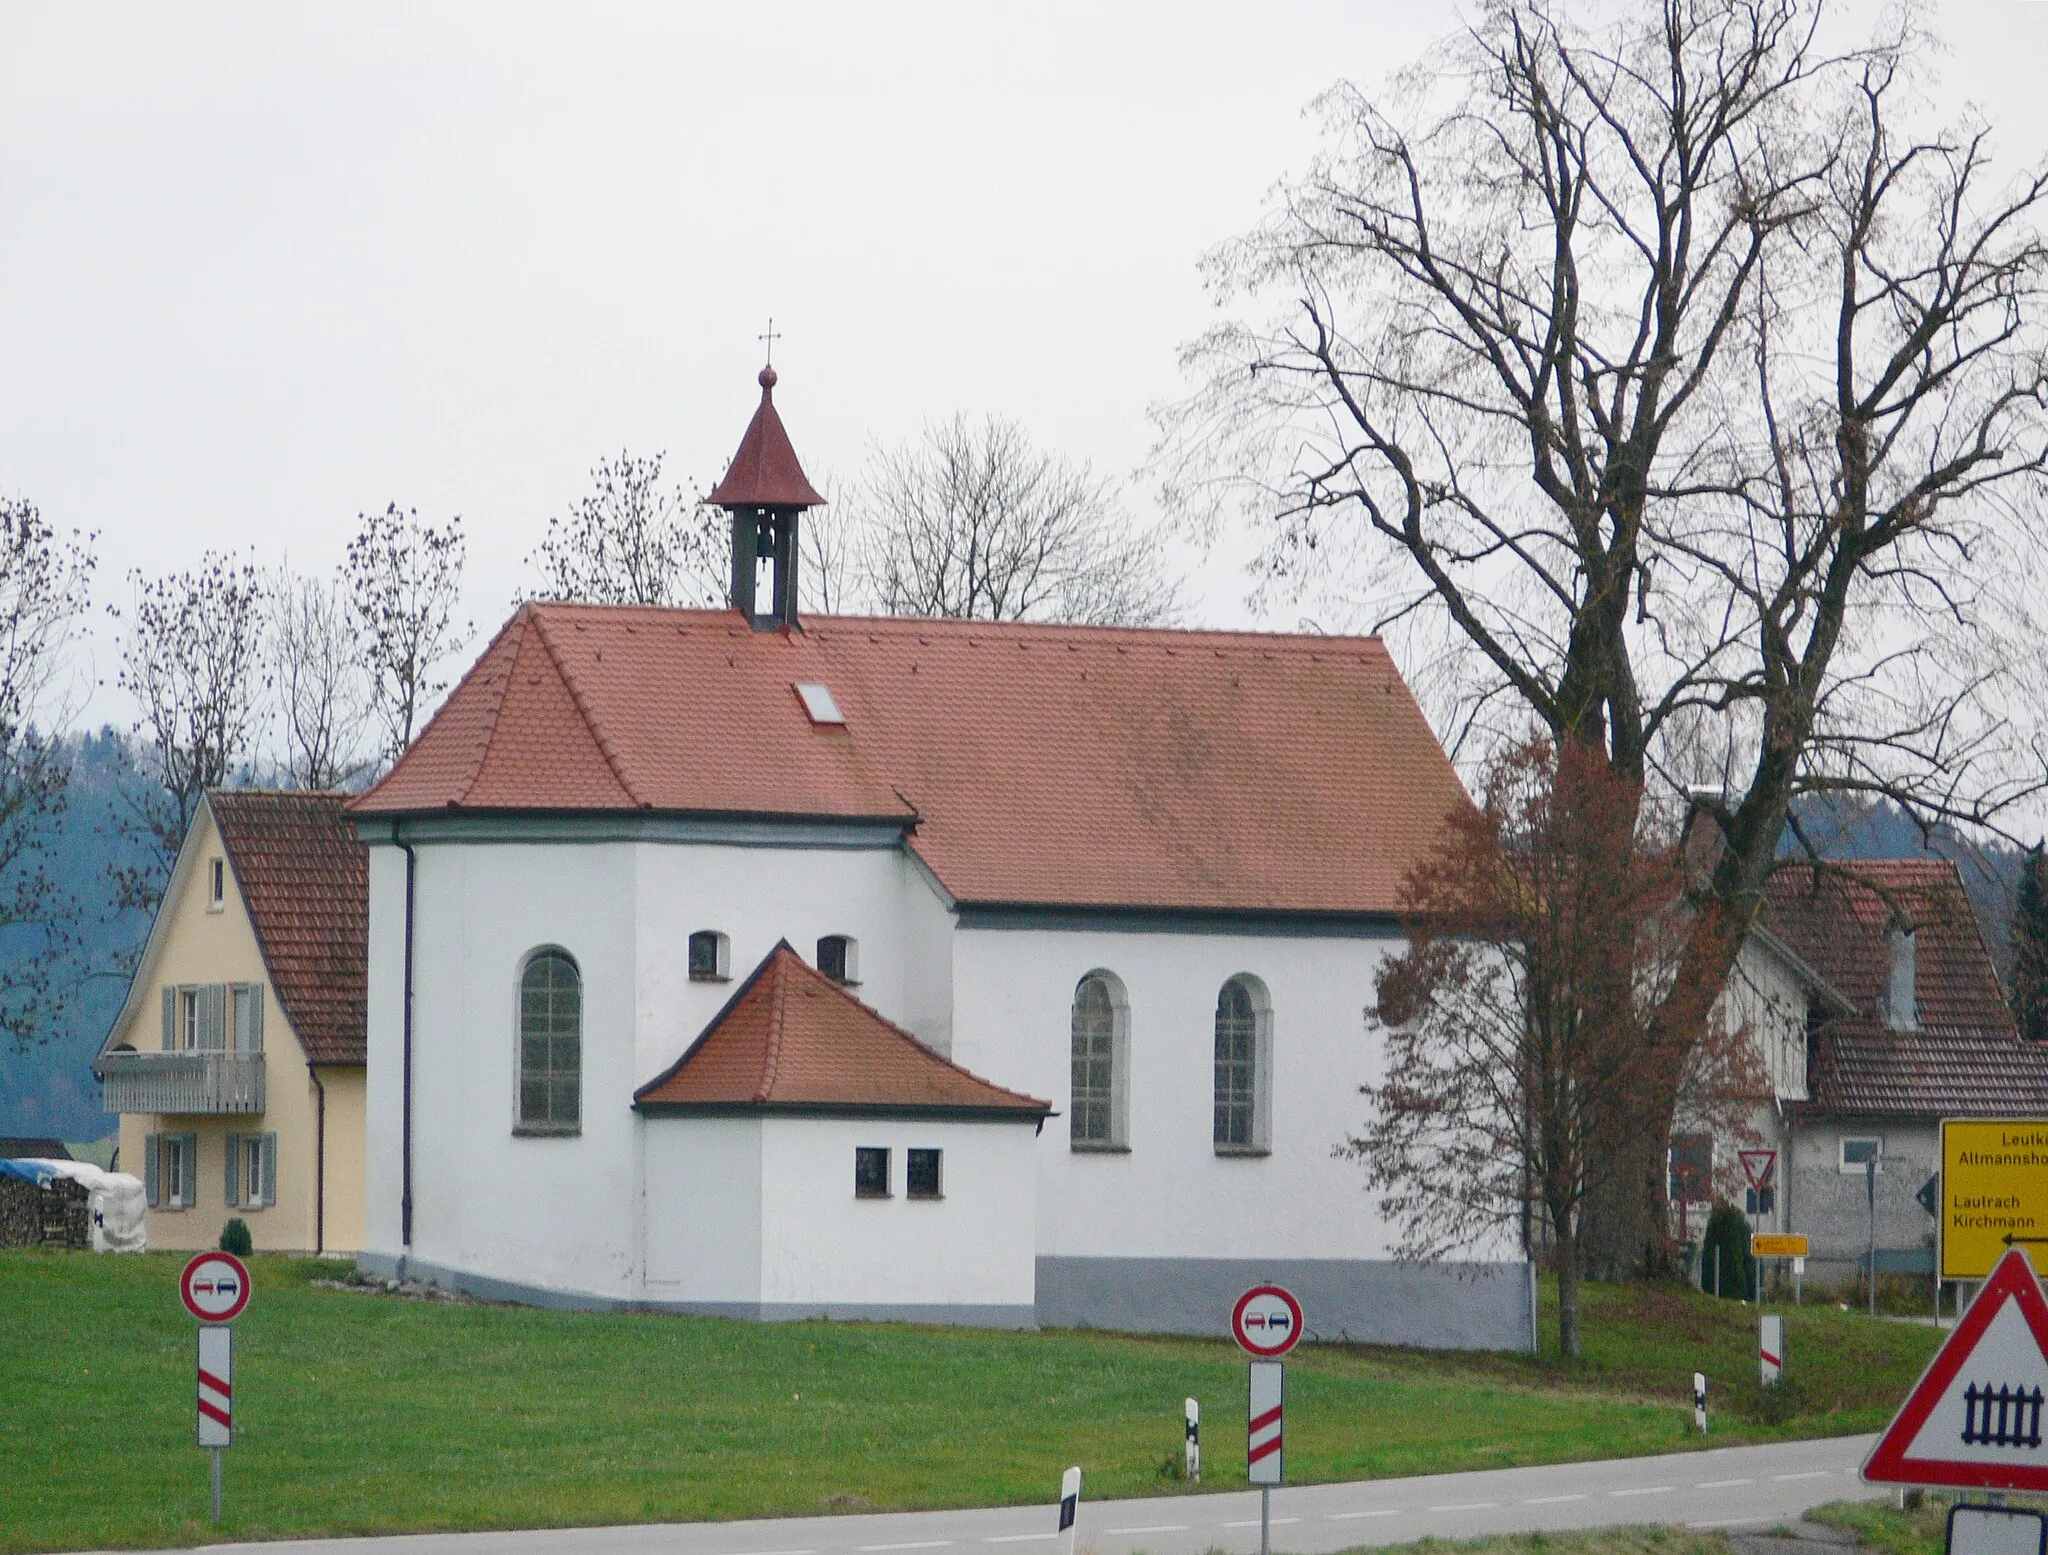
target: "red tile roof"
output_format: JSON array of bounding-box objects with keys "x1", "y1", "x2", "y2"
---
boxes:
[
  {"x1": 349, "y1": 603, "x2": 1469, "y2": 915},
  {"x1": 1763, "y1": 859, "x2": 2045, "y2": 1119},
  {"x1": 210, "y1": 790, "x2": 367, "y2": 1066},
  {"x1": 635, "y1": 943, "x2": 1049, "y2": 1117},
  {"x1": 704, "y1": 368, "x2": 825, "y2": 509}
]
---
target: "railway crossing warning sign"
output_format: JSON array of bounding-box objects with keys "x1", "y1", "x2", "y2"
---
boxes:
[{"x1": 1865, "y1": 1247, "x2": 2048, "y2": 1490}]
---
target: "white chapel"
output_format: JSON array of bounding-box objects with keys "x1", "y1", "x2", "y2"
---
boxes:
[{"x1": 348, "y1": 366, "x2": 1533, "y2": 1348}]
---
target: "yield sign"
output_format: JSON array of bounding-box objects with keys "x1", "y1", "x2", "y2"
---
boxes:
[
  {"x1": 1739, "y1": 1149, "x2": 1777, "y2": 1190},
  {"x1": 1865, "y1": 1247, "x2": 2048, "y2": 1490}
]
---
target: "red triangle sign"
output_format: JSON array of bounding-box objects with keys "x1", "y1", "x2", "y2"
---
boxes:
[{"x1": 1865, "y1": 1247, "x2": 2048, "y2": 1490}]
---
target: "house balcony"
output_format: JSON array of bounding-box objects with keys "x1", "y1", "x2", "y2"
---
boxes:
[{"x1": 95, "y1": 1051, "x2": 266, "y2": 1116}]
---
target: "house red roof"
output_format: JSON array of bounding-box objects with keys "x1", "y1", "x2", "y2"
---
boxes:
[
  {"x1": 210, "y1": 790, "x2": 367, "y2": 1066},
  {"x1": 347, "y1": 603, "x2": 1469, "y2": 915},
  {"x1": 704, "y1": 367, "x2": 825, "y2": 508},
  {"x1": 1763, "y1": 859, "x2": 2045, "y2": 1119},
  {"x1": 635, "y1": 943, "x2": 1049, "y2": 1117}
]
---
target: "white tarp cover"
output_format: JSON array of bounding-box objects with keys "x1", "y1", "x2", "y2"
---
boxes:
[{"x1": 3, "y1": 1159, "x2": 147, "y2": 1251}]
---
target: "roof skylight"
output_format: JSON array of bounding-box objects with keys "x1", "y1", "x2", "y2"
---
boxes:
[{"x1": 795, "y1": 682, "x2": 845, "y2": 726}]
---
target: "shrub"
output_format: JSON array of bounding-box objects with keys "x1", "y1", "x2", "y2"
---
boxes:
[
  {"x1": 1700, "y1": 1202, "x2": 1754, "y2": 1300},
  {"x1": 219, "y1": 1218, "x2": 252, "y2": 1256}
]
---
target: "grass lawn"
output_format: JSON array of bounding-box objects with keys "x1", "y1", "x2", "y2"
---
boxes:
[{"x1": 0, "y1": 1252, "x2": 1941, "y2": 1553}]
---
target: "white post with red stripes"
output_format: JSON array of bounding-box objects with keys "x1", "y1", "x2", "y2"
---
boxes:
[
  {"x1": 198, "y1": 1326, "x2": 232, "y2": 1520},
  {"x1": 1760, "y1": 1313, "x2": 1783, "y2": 1387},
  {"x1": 1249, "y1": 1361, "x2": 1284, "y2": 1555}
]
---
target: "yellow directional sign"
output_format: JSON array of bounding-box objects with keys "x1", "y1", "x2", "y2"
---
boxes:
[
  {"x1": 1752, "y1": 1233, "x2": 1808, "y2": 1257},
  {"x1": 1940, "y1": 1119, "x2": 2048, "y2": 1280}
]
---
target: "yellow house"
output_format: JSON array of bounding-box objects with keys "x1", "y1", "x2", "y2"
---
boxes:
[{"x1": 95, "y1": 790, "x2": 367, "y2": 1253}]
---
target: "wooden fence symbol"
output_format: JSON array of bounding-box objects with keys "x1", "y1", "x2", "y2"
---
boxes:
[{"x1": 1961, "y1": 1383, "x2": 2046, "y2": 1449}]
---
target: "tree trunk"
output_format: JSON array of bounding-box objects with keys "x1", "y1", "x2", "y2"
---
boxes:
[{"x1": 1556, "y1": 1235, "x2": 1582, "y2": 1360}]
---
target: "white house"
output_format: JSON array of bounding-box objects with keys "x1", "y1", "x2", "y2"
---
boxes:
[{"x1": 347, "y1": 366, "x2": 1534, "y2": 1347}]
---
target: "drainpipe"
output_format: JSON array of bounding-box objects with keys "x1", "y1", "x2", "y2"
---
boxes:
[
  {"x1": 393, "y1": 824, "x2": 418, "y2": 1253},
  {"x1": 309, "y1": 1065, "x2": 326, "y2": 1254}
]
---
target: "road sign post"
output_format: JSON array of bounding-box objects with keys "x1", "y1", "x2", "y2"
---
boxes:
[
  {"x1": 1233, "y1": 1286, "x2": 1300, "y2": 1555},
  {"x1": 181, "y1": 1252, "x2": 250, "y2": 1524},
  {"x1": 1865, "y1": 1247, "x2": 2048, "y2": 1491},
  {"x1": 1184, "y1": 1397, "x2": 1200, "y2": 1482},
  {"x1": 1694, "y1": 1371, "x2": 1708, "y2": 1434},
  {"x1": 1761, "y1": 1313, "x2": 1783, "y2": 1387}
]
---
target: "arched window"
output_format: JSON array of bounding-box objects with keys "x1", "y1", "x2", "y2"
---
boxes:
[
  {"x1": 1070, "y1": 971, "x2": 1130, "y2": 1151},
  {"x1": 1213, "y1": 975, "x2": 1271, "y2": 1154},
  {"x1": 688, "y1": 930, "x2": 730, "y2": 982},
  {"x1": 517, "y1": 949, "x2": 581, "y2": 1134},
  {"x1": 817, "y1": 934, "x2": 859, "y2": 985}
]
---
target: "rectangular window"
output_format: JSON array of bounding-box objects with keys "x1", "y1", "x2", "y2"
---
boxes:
[
  {"x1": 1214, "y1": 1034, "x2": 1256, "y2": 1148},
  {"x1": 180, "y1": 988, "x2": 200, "y2": 1050},
  {"x1": 244, "y1": 1134, "x2": 275, "y2": 1207},
  {"x1": 1669, "y1": 1133, "x2": 1714, "y2": 1202},
  {"x1": 208, "y1": 858, "x2": 225, "y2": 910},
  {"x1": 907, "y1": 1148, "x2": 942, "y2": 1200},
  {"x1": 1841, "y1": 1136, "x2": 1884, "y2": 1172},
  {"x1": 164, "y1": 1134, "x2": 194, "y2": 1209},
  {"x1": 854, "y1": 1146, "x2": 890, "y2": 1199}
]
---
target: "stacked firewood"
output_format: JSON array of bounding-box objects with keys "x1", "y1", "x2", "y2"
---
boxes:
[{"x1": 0, "y1": 1171, "x2": 89, "y2": 1248}]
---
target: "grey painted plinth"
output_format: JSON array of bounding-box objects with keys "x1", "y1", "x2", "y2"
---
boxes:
[
  {"x1": 356, "y1": 1252, "x2": 1034, "y2": 1327},
  {"x1": 1034, "y1": 1256, "x2": 1537, "y2": 1351}
]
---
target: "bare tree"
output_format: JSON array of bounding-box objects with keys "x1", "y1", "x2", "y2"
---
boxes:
[
  {"x1": 1165, "y1": 0, "x2": 2048, "y2": 1267},
  {"x1": 527, "y1": 450, "x2": 728, "y2": 608},
  {"x1": 269, "y1": 569, "x2": 374, "y2": 790},
  {"x1": 852, "y1": 415, "x2": 1181, "y2": 625},
  {"x1": 1351, "y1": 738, "x2": 1761, "y2": 1353},
  {"x1": 111, "y1": 552, "x2": 267, "y2": 911},
  {"x1": 799, "y1": 475, "x2": 857, "y2": 615},
  {"x1": 0, "y1": 498, "x2": 94, "y2": 1051},
  {"x1": 344, "y1": 504, "x2": 471, "y2": 768}
]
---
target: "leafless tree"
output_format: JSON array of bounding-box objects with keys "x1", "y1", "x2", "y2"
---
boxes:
[
  {"x1": 851, "y1": 415, "x2": 1181, "y2": 625},
  {"x1": 527, "y1": 450, "x2": 727, "y2": 609},
  {"x1": 1164, "y1": 0, "x2": 2048, "y2": 1267},
  {"x1": 799, "y1": 476, "x2": 857, "y2": 615},
  {"x1": 345, "y1": 504, "x2": 471, "y2": 768},
  {"x1": 268, "y1": 569, "x2": 374, "y2": 790},
  {"x1": 111, "y1": 552, "x2": 267, "y2": 912},
  {"x1": 0, "y1": 498, "x2": 93, "y2": 1050},
  {"x1": 1351, "y1": 737, "x2": 1762, "y2": 1353}
]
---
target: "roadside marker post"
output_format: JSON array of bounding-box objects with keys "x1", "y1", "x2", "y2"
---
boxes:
[
  {"x1": 1233, "y1": 1285, "x2": 1301, "y2": 1555},
  {"x1": 180, "y1": 1251, "x2": 251, "y2": 1523},
  {"x1": 1694, "y1": 1371, "x2": 1708, "y2": 1434},
  {"x1": 1184, "y1": 1397, "x2": 1200, "y2": 1482},
  {"x1": 1761, "y1": 1313, "x2": 1784, "y2": 1388},
  {"x1": 1057, "y1": 1466, "x2": 1080, "y2": 1555}
]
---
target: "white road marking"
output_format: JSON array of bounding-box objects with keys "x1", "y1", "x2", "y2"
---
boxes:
[
  {"x1": 862, "y1": 1543, "x2": 954, "y2": 1551},
  {"x1": 1222, "y1": 1519, "x2": 1301, "y2": 1528},
  {"x1": 1524, "y1": 1495, "x2": 1588, "y2": 1505},
  {"x1": 983, "y1": 1537, "x2": 1057, "y2": 1545},
  {"x1": 1773, "y1": 1471, "x2": 1831, "y2": 1482},
  {"x1": 1106, "y1": 1527, "x2": 1187, "y2": 1536},
  {"x1": 1691, "y1": 1517, "x2": 1777, "y2": 1529},
  {"x1": 1696, "y1": 1478, "x2": 1754, "y2": 1488},
  {"x1": 1326, "y1": 1510, "x2": 1405, "y2": 1520},
  {"x1": 1429, "y1": 1502, "x2": 1500, "y2": 1512},
  {"x1": 1611, "y1": 1486, "x2": 1673, "y2": 1498}
]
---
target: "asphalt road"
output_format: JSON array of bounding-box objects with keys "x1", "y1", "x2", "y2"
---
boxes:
[{"x1": 120, "y1": 1434, "x2": 1884, "y2": 1555}]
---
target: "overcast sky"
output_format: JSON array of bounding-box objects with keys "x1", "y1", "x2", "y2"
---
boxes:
[{"x1": 5, "y1": 1, "x2": 2047, "y2": 731}]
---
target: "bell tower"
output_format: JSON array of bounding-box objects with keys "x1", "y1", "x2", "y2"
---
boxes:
[{"x1": 708, "y1": 362, "x2": 825, "y2": 631}]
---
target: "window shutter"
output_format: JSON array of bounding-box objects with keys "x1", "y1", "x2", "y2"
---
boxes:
[
  {"x1": 206, "y1": 985, "x2": 228, "y2": 1050},
  {"x1": 179, "y1": 1134, "x2": 199, "y2": 1204},
  {"x1": 248, "y1": 985, "x2": 263, "y2": 1053},
  {"x1": 224, "y1": 1133, "x2": 241, "y2": 1207},
  {"x1": 144, "y1": 1134, "x2": 160, "y2": 1207},
  {"x1": 260, "y1": 1133, "x2": 277, "y2": 1207},
  {"x1": 161, "y1": 987, "x2": 174, "y2": 1050}
]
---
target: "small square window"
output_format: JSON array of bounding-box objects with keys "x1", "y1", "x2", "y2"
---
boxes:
[
  {"x1": 688, "y1": 930, "x2": 729, "y2": 982},
  {"x1": 907, "y1": 1148, "x2": 942, "y2": 1200},
  {"x1": 855, "y1": 1146, "x2": 890, "y2": 1199},
  {"x1": 1841, "y1": 1137, "x2": 1883, "y2": 1172},
  {"x1": 817, "y1": 935, "x2": 859, "y2": 985}
]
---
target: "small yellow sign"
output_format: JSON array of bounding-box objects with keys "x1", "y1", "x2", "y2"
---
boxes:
[
  {"x1": 1940, "y1": 1118, "x2": 2048, "y2": 1279},
  {"x1": 1751, "y1": 1233, "x2": 1808, "y2": 1257}
]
